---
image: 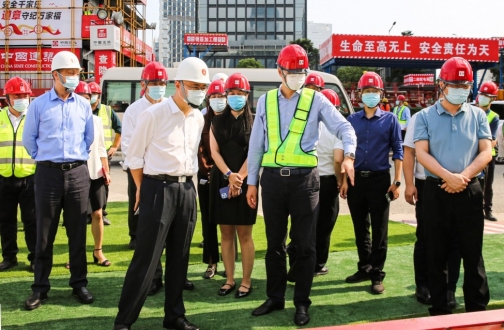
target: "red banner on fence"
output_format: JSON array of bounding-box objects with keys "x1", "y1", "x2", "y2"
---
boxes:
[
  {"x1": 94, "y1": 50, "x2": 116, "y2": 84},
  {"x1": 0, "y1": 48, "x2": 81, "y2": 71},
  {"x1": 184, "y1": 33, "x2": 228, "y2": 46},
  {"x1": 403, "y1": 74, "x2": 434, "y2": 86}
]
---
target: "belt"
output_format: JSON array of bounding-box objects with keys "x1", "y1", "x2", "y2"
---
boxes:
[
  {"x1": 425, "y1": 176, "x2": 478, "y2": 185},
  {"x1": 264, "y1": 167, "x2": 314, "y2": 177},
  {"x1": 356, "y1": 170, "x2": 389, "y2": 178},
  {"x1": 38, "y1": 161, "x2": 85, "y2": 171},
  {"x1": 145, "y1": 174, "x2": 192, "y2": 183}
]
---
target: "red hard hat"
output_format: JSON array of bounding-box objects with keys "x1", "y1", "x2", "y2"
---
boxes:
[
  {"x1": 305, "y1": 72, "x2": 325, "y2": 89},
  {"x1": 3, "y1": 76, "x2": 33, "y2": 96},
  {"x1": 357, "y1": 72, "x2": 384, "y2": 90},
  {"x1": 88, "y1": 81, "x2": 102, "y2": 94},
  {"x1": 207, "y1": 80, "x2": 226, "y2": 96},
  {"x1": 397, "y1": 95, "x2": 406, "y2": 101},
  {"x1": 321, "y1": 89, "x2": 341, "y2": 107},
  {"x1": 277, "y1": 44, "x2": 309, "y2": 72},
  {"x1": 141, "y1": 62, "x2": 168, "y2": 81},
  {"x1": 75, "y1": 81, "x2": 91, "y2": 95},
  {"x1": 225, "y1": 73, "x2": 250, "y2": 92},
  {"x1": 439, "y1": 57, "x2": 473, "y2": 85},
  {"x1": 479, "y1": 81, "x2": 498, "y2": 96}
]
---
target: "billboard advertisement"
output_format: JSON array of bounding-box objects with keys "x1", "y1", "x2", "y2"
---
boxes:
[{"x1": 0, "y1": 48, "x2": 81, "y2": 71}]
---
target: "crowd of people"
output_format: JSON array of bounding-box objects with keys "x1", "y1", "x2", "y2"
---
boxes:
[{"x1": 0, "y1": 45, "x2": 499, "y2": 330}]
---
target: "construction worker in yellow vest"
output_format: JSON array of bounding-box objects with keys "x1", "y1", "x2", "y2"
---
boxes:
[
  {"x1": 87, "y1": 81, "x2": 122, "y2": 225},
  {"x1": 246, "y1": 44, "x2": 357, "y2": 327},
  {"x1": 477, "y1": 81, "x2": 500, "y2": 221},
  {"x1": 393, "y1": 95, "x2": 411, "y2": 141},
  {"x1": 0, "y1": 77, "x2": 37, "y2": 272}
]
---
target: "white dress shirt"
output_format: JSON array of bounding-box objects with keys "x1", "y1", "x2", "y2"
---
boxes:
[
  {"x1": 402, "y1": 112, "x2": 426, "y2": 180},
  {"x1": 317, "y1": 122, "x2": 344, "y2": 176},
  {"x1": 497, "y1": 121, "x2": 504, "y2": 158},
  {"x1": 88, "y1": 116, "x2": 108, "y2": 180},
  {"x1": 121, "y1": 96, "x2": 167, "y2": 169},
  {"x1": 7, "y1": 109, "x2": 25, "y2": 132},
  {"x1": 128, "y1": 97, "x2": 204, "y2": 176}
]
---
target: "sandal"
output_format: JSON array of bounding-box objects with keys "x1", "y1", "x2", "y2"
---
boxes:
[{"x1": 93, "y1": 248, "x2": 111, "y2": 267}]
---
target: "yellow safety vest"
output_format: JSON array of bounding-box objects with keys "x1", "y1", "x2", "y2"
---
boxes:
[
  {"x1": 393, "y1": 105, "x2": 407, "y2": 125},
  {"x1": 97, "y1": 104, "x2": 114, "y2": 149},
  {"x1": 261, "y1": 88, "x2": 318, "y2": 168},
  {"x1": 487, "y1": 110, "x2": 498, "y2": 157},
  {"x1": 0, "y1": 108, "x2": 36, "y2": 178}
]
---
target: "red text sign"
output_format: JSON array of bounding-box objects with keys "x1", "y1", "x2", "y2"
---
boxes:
[
  {"x1": 184, "y1": 33, "x2": 228, "y2": 46},
  {"x1": 94, "y1": 50, "x2": 116, "y2": 84},
  {"x1": 0, "y1": 48, "x2": 81, "y2": 71}
]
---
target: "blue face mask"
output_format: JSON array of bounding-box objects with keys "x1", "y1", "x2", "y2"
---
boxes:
[
  {"x1": 90, "y1": 95, "x2": 99, "y2": 104},
  {"x1": 227, "y1": 95, "x2": 247, "y2": 111},
  {"x1": 147, "y1": 86, "x2": 166, "y2": 101},
  {"x1": 57, "y1": 73, "x2": 79, "y2": 92},
  {"x1": 361, "y1": 93, "x2": 381, "y2": 108},
  {"x1": 445, "y1": 87, "x2": 470, "y2": 105}
]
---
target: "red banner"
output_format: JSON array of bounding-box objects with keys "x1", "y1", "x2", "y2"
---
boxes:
[
  {"x1": 94, "y1": 50, "x2": 116, "y2": 84},
  {"x1": 403, "y1": 74, "x2": 434, "y2": 86},
  {"x1": 81, "y1": 14, "x2": 100, "y2": 39},
  {"x1": 493, "y1": 37, "x2": 504, "y2": 49},
  {"x1": 320, "y1": 34, "x2": 499, "y2": 64},
  {"x1": 184, "y1": 33, "x2": 228, "y2": 46},
  {"x1": 0, "y1": 48, "x2": 81, "y2": 71},
  {"x1": 121, "y1": 28, "x2": 153, "y2": 64}
]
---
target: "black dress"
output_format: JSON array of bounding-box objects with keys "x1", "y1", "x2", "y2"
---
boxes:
[{"x1": 209, "y1": 113, "x2": 258, "y2": 226}]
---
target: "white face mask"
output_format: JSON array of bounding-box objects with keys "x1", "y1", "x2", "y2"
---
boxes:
[
  {"x1": 90, "y1": 95, "x2": 99, "y2": 104},
  {"x1": 209, "y1": 98, "x2": 227, "y2": 112},
  {"x1": 12, "y1": 98, "x2": 29, "y2": 112},
  {"x1": 478, "y1": 95, "x2": 492, "y2": 107},
  {"x1": 185, "y1": 90, "x2": 206, "y2": 108},
  {"x1": 285, "y1": 74, "x2": 306, "y2": 91}
]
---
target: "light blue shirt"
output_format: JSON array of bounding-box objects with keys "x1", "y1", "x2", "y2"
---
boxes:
[
  {"x1": 413, "y1": 101, "x2": 491, "y2": 178},
  {"x1": 23, "y1": 88, "x2": 94, "y2": 162},
  {"x1": 247, "y1": 88, "x2": 357, "y2": 185}
]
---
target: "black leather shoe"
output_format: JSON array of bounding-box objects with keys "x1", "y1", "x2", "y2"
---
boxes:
[
  {"x1": 128, "y1": 238, "x2": 136, "y2": 250},
  {"x1": 415, "y1": 286, "x2": 431, "y2": 305},
  {"x1": 485, "y1": 211, "x2": 497, "y2": 221},
  {"x1": 103, "y1": 216, "x2": 111, "y2": 225},
  {"x1": 113, "y1": 324, "x2": 131, "y2": 330},
  {"x1": 345, "y1": 270, "x2": 369, "y2": 283},
  {"x1": 184, "y1": 279, "x2": 195, "y2": 291},
  {"x1": 72, "y1": 287, "x2": 94, "y2": 304},
  {"x1": 218, "y1": 282, "x2": 235, "y2": 296},
  {"x1": 252, "y1": 299, "x2": 285, "y2": 316},
  {"x1": 294, "y1": 305, "x2": 310, "y2": 326},
  {"x1": 447, "y1": 290, "x2": 457, "y2": 309},
  {"x1": 314, "y1": 267, "x2": 329, "y2": 276},
  {"x1": 371, "y1": 281, "x2": 385, "y2": 294},
  {"x1": 25, "y1": 292, "x2": 48, "y2": 310},
  {"x1": 164, "y1": 316, "x2": 200, "y2": 330},
  {"x1": 0, "y1": 258, "x2": 18, "y2": 271},
  {"x1": 148, "y1": 279, "x2": 163, "y2": 296},
  {"x1": 235, "y1": 285, "x2": 252, "y2": 298}
]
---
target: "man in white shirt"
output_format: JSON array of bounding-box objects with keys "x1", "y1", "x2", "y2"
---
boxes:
[{"x1": 114, "y1": 57, "x2": 210, "y2": 330}]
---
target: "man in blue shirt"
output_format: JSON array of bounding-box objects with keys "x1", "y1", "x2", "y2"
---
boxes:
[
  {"x1": 392, "y1": 94, "x2": 411, "y2": 141},
  {"x1": 414, "y1": 57, "x2": 491, "y2": 316},
  {"x1": 340, "y1": 71, "x2": 403, "y2": 295},
  {"x1": 22, "y1": 51, "x2": 95, "y2": 310}
]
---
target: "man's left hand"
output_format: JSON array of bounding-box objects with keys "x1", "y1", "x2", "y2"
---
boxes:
[{"x1": 107, "y1": 146, "x2": 118, "y2": 157}]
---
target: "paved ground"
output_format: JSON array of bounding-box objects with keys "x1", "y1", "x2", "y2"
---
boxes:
[{"x1": 108, "y1": 161, "x2": 504, "y2": 223}]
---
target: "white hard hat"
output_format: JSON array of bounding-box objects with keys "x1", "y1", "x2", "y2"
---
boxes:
[
  {"x1": 173, "y1": 57, "x2": 211, "y2": 85},
  {"x1": 51, "y1": 51, "x2": 81, "y2": 72},
  {"x1": 212, "y1": 73, "x2": 228, "y2": 82}
]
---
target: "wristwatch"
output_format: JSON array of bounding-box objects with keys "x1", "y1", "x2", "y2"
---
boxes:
[
  {"x1": 344, "y1": 152, "x2": 355, "y2": 160},
  {"x1": 394, "y1": 181, "x2": 401, "y2": 187},
  {"x1": 223, "y1": 170, "x2": 232, "y2": 180}
]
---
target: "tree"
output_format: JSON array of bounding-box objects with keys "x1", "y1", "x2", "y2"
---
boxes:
[
  {"x1": 236, "y1": 58, "x2": 264, "y2": 68},
  {"x1": 401, "y1": 30, "x2": 414, "y2": 36},
  {"x1": 290, "y1": 38, "x2": 320, "y2": 70},
  {"x1": 336, "y1": 66, "x2": 377, "y2": 88}
]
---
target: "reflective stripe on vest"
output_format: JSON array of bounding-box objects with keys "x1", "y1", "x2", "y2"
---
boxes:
[
  {"x1": 393, "y1": 105, "x2": 407, "y2": 124},
  {"x1": 0, "y1": 108, "x2": 36, "y2": 178},
  {"x1": 261, "y1": 88, "x2": 318, "y2": 168},
  {"x1": 487, "y1": 110, "x2": 497, "y2": 156},
  {"x1": 98, "y1": 104, "x2": 114, "y2": 149}
]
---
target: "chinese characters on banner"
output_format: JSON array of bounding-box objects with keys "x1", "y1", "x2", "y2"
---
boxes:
[
  {"x1": 0, "y1": 0, "x2": 83, "y2": 47},
  {"x1": 320, "y1": 35, "x2": 499, "y2": 65},
  {"x1": 0, "y1": 48, "x2": 81, "y2": 70},
  {"x1": 403, "y1": 74, "x2": 434, "y2": 86},
  {"x1": 94, "y1": 50, "x2": 116, "y2": 84},
  {"x1": 184, "y1": 33, "x2": 228, "y2": 46}
]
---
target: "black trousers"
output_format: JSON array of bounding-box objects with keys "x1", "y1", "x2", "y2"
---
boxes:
[
  {"x1": 347, "y1": 172, "x2": 390, "y2": 281},
  {"x1": 0, "y1": 175, "x2": 36, "y2": 262},
  {"x1": 127, "y1": 169, "x2": 138, "y2": 239},
  {"x1": 483, "y1": 156, "x2": 496, "y2": 212},
  {"x1": 413, "y1": 179, "x2": 461, "y2": 291},
  {"x1": 32, "y1": 164, "x2": 90, "y2": 292},
  {"x1": 102, "y1": 155, "x2": 112, "y2": 217},
  {"x1": 423, "y1": 179, "x2": 489, "y2": 315},
  {"x1": 197, "y1": 172, "x2": 219, "y2": 265},
  {"x1": 261, "y1": 168, "x2": 319, "y2": 307},
  {"x1": 115, "y1": 176, "x2": 197, "y2": 326},
  {"x1": 288, "y1": 174, "x2": 339, "y2": 271}
]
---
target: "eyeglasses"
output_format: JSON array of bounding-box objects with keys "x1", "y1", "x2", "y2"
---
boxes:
[{"x1": 183, "y1": 83, "x2": 208, "y2": 92}]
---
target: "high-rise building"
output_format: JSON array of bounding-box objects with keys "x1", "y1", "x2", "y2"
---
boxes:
[
  {"x1": 196, "y1": 0, "x2": 307, "y2": 68},
  {"x1": 158, "y1": 0, "x2": 196, "y2": 68},
  {"x1": 307, "y1": 22, "x2": 332, "y2": 49}
]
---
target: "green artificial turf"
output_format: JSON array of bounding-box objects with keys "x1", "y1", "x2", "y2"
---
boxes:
[{"x1": 2, "y1": 202, "x2": 503, "y2": 329}]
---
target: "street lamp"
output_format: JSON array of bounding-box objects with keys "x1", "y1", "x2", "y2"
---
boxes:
[{"x1": 388, "y1": 21, "x2": 396, "y2": 35}]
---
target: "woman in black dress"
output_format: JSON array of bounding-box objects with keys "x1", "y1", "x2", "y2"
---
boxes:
[
  {"x1": 209, "y1": 73, "x2": 257, "y2": 298},
  {"x1": 197, "y1": 80, "x2": 227, "y2": 279}
]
